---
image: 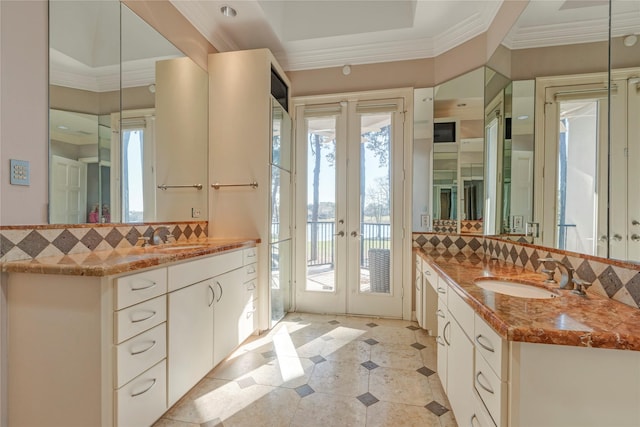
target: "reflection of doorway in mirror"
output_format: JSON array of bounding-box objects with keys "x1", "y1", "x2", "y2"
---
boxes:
[{"x1": 50, "y1": 155, "x2": 87, "y2": 224}]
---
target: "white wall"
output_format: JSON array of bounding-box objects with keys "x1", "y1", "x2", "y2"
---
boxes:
[{"x1": 0, "y1": 1, "x2": 48, "y2": 225}]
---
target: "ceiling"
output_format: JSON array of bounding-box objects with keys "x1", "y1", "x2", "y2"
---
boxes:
[{"x1": 170, "y1": 0, "x2": 633, "y2": 72}]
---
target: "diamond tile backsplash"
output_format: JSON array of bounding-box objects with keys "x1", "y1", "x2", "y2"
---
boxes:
[
  {"x1": 413, "y1": 232, "x2": 640, "y2": 309},
  {"x1": 0, "y1": 222, "x2": 208, "y2": 262}
]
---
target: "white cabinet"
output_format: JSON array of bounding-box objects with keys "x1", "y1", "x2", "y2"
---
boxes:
[
  {"x1": 213, "y1": 267, "x2": 248, "y2": 366},
  {"x1": 415, "y1": 256, "x2": 424, "y2": 328},
  {"x1": 436, "y1": 292, "x2": 449, "y2": 392},
  {"x1": 168, "y1": 279, "x2": 215, "y2": 406}
]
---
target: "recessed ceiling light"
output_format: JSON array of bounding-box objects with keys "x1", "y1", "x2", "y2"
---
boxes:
[
  {"x1": 517, "y1": 115, "x2": 529, "y2": 120},
  {"x1": 220, "y1": 5, "x2": 237, "y2": 18}
]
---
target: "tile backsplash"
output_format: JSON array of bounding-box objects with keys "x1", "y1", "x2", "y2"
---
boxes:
[
  {"x1": 413, "y1": 232, "x2": 640, "y2": 310},
  {"x1": 0, "y1": 222, "x2": 208, "y2": 262}
]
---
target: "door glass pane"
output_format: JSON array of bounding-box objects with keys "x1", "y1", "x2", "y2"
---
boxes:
[
  {"x1": 271, "y1": 239, "x2": 291, "y2": 323},
  {"x1": 306, "y1": 117, "x2": 337, "y2": 292},
  {"x1": 360, "y1": 113, "x2": 392, "y2": 294},
  {"x1": 556, "y1": 100, "x2": 598, "y2": 255}
]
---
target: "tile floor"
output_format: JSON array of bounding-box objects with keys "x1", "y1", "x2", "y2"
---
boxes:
[{"x1": 154, "y1": 313, "x2": 457, "y2": 427}]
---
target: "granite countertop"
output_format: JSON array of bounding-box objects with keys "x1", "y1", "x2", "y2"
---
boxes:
[
  {"x1": 418, "y1": 248, "x2": 640, "y2": 351},
  {"x1": 0, "y1": 238, "x2": 259, "y2": 277}
]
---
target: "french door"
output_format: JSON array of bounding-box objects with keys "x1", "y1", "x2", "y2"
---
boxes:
[{"x1": 294, "y1": 92, "x2": 410, "y2": 318}]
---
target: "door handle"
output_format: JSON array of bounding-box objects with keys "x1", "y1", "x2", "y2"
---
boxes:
[
  {"x1": 351, "y1": 231, "x2": 358, "y2": 237},
  {"x1": 631, "y1": 234, "x2": 640, "y2": 242},
  {"x1": 612, "y1": 234, "x2": 623, "y2": 242},
  {"x1": 334, "y1": 231, "x2": 345, "y2": 237}
]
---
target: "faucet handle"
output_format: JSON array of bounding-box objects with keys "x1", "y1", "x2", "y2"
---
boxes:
[
  {"x1": 137, "y1": 236, "x2": 150, "y2": 247},
  {"x1": 571, "y1": 277, "x2": 592, "y2": 296}
]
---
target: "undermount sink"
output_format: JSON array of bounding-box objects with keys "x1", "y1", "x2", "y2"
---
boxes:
[
  {"x1": 474, "y1": 278, "x2": 559, "y2": 299},
  {"x1": 152, "y1": 243, "x2": 209, "y2": 252}
]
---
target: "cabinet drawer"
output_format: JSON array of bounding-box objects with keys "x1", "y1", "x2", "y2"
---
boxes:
[
  {"x1": 116, "y1": 268, "x2": 167, "y2": 310},
  {"x1": 423, "y1": 261, "x2": 438, "y2": 288},
  {"x1": 116, "y1": 360, "x2": 167, "y2": 427},
  {"x1": 471, "y1": 389, "x2": 497, "y2": 427},
  {"x1": 239, "y1": 298, "x2": 258, "y2": 341},
  {"x1": 244, "y1": 263, "x2": 257, "y2": 282},
  {"x1": 116, "y1": 295, "x2": 167, "y2": 344},
  {"x1": 245, "y1": 279, "x2": 257, "y2": 301},
  {"x1": 474, "y1": 314, "x2": 508, "y2": 380},
  {"x1": 243, "y1": 247, "x2": 258, "y2": 265},
  {"x1": 435, "y1": 276, "x2": 448, "y2": 301},
  {"x1": 168, "y1": 250, "x2": 243, "y2": 292},
  {"x1": 448, "y1": 287, "x2": 474, "y2": 339},
  {"x1": 116, "y1": 323, "x2": 166, "y2": 388},
  {"x1": 475, "y1": 349, "x2": 507, "y2": 427}
]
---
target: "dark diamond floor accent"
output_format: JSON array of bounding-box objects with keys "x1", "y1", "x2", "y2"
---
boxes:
[
  {"x1": 417, "y1": 366, "x2": 435, "y2": 377},
  {"x1": 366, "y1": 322, "x2": 378, "y2": 328},
  {"x1": 328, "y1": 320, "x2": 340, "y2": 325},
  {"x1": 236, "y1": 376, "x2": 256, "y2": 389},
  {"x1": 411, "y1": 342, "x2": 426, "y2": 350},
  {"x1": 357, "y1": 392, "x2": 379, "y2": 407},
  {"x1": 295, "y1": 384, "x2": 315, "y2": 398},
  {"x1": 406, "y1": 325, "x2": 420, "y2": 331},
  {"x1": 361, "y1": 360, "x2": 379, "y2": 371},
  {"x1": 364, "y1": 338, "x2": 379, "y2": 345},
  {"x1": 425, "y1": 401, "x2": 449, "y2": 416},
  {"x1": 261, "y1": 350, "x2": 276, "y2": 359},
  {"x1": 310, "y1": 355, "x2": 327, "y2": 364}
]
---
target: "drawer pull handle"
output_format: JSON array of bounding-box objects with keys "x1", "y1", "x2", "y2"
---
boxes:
[
  {"x1": 131, "y1": 378, "x2": 157, "y2": 397},
  {"x1": 246, "y1": 252, "x2": 256, "y2": 258},
  {"x1": 247, "y1": 267, "x2": 256, "y2": 274},
  {"x1": 437, "y1": 286, "x2": 446, "y2": 294},
  {"x1": 476, "y1": 371, "x2": 494, "y2": 395},
  {"x1": 470, "y1": 414, "x2": 479, "y2": 427},
  {"x1": 130, "y1": 340, "x2": 157, "y2": 356},
  {"x1": 475, "y1": 334, "x2": 495, "y2": 353},
  {"x1": 247, "y1": 282, "x2": 256, "y2": 291},
  {"x1": 130, "y1": 279, "x2": 157, "y2": 291},
  {"x1": 425, "y1": 270, "x2": 431, "y2": 276},
  {"x1": 443, "y1": 321, "x2": 451, "y2": 346},
  {"x1": 436, "y1": 336, "x2": 445, "y2": 346},
  {"x1": 216, "y1": 281, "x2": 223, "y2": 302},
  {"x1": 246, "y1": 308, "x2": 256, "y2": 318},
  {"x1": 208, "y1": 284, "x2": 215, "y2": 307},
  {"x1": 131, "y1": 310, "x2": 156, "y2": 323},
  {"x1": 436, "y1": 309, "x2": 445, "y2": 319}
]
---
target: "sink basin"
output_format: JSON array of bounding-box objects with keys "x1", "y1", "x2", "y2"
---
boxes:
[
  {"x1": 474, "y1": 278, "x2": 559, "y2": 299},
  {"x1": 153, "y1": 243, "x2": 209, "y2": 252}
]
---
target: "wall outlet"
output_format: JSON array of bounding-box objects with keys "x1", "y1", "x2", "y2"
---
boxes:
[
  {"x1": 421, "y1": 214, "x2": 430, "y2": 228},
  {"x1": 191, "y1": 208, "x2": 201, "y2": 218}
]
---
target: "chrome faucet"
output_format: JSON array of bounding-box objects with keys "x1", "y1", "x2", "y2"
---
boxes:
[{"x1": 150, "y1": 226, "x2": 173, "y2": 245}]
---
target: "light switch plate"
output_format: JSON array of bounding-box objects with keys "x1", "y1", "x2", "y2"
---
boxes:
[
  {"x1": 192, "y1": 207, "x2": 201, "y2": 218},
  {"x1": 10, "y1": 159, "x2": 30, "y2": 186}
]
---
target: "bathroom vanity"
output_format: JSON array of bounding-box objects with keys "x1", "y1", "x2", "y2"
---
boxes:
[
  {"x1": 4, "y1": 239, "x2": 258, "y2": 427},
  {"x1": 417, "y1": 249, "x2": 640, "y2": 427}
]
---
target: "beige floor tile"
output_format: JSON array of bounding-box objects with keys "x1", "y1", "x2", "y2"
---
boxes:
[
  {"x1": 290, "y1": 391, "x2": 367, "y2": 427},
  {"x1": 334, "y1": 315, "x2": 378, "y2": 328},
  {"x1": 237, "y1": 355, "x2": 315, "y2": 388},
  {"x1": 420, "y1": 342, "x2": 438, "y2": 370},
  {"x1": 370, "y1": 342, "x2": 425, "y2": 371},
  {"x1": 366, "y1": 401, "x2": 443, "y2": 427},
  {"x1": 326, "y1": 324, "x2": 370, "y2": 341},
  {"x1": 308, "y1": 359, "x2": 370, "y2": 397},
  {"x1": 152, "y1": 418, "x2": 199, "y2": 427},
  {"x1": 372, "y1": 317, "x2": 418, "y2": 328},
  {"x1": 165, "y1": 377, "x2": 274, "y2": 424},
  {"x1": 439, "y1": 411, "x2": 459, "y2": 427},
  {"x1": 222, "y1": 387, "x2": 300, "y2": 427},
  {"x1": 322, "y1": 339, "x2": 371, "y2": 363},
  {"x1": 428, "y1": 375, "x2": 450, "y2": 407},
  {"x1": 208, "y1": 351, "x2": 270, "y2": 381},
  {"x1": 361, "y1": 325, "x2": 419, "y2": 346},
  {"x1": 369, "y1": 367, "x2": 434, "y2": 406}
]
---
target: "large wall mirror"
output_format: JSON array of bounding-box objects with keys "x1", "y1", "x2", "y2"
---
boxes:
[{"x1": 49, "y1": 1, "x2": 208, "y2": 224}]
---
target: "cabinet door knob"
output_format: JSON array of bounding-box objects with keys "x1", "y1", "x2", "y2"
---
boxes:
[{"x1": 631, "y1": 234, "x2": 640, "y2": 242}]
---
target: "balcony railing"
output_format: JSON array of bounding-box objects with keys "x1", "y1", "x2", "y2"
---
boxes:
[{"x1": 305, "y1": 221, "x2": 391, "y2": 268}]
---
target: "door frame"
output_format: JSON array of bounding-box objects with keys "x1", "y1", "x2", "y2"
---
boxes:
[{"x1": 291, "y1": 88, "x2": 413, "y2": 320}]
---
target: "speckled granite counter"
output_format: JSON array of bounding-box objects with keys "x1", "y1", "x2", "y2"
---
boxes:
[
  {"x1": 0, "y1": 238, "x2": 259, "y2": 277},
  {"x1": 418, "y1": 248, "x2": 640, "y2": 351}
]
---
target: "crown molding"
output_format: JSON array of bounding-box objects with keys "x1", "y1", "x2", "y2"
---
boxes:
[{"x1": 170, "y1": 0, "x2": 239, "y2": 52}]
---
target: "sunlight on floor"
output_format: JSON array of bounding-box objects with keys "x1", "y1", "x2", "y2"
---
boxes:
[{"x1": 273, "y1": 327, "x2": 305, "y2": 382}]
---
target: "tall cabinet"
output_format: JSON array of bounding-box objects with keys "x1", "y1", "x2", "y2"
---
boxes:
[{"x1": 208, "y1": 49, "x2": 293, "y2": 330}]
